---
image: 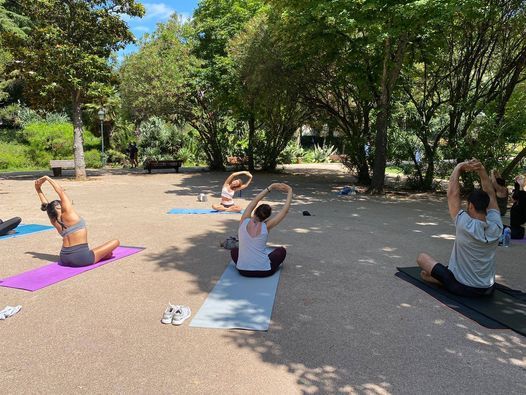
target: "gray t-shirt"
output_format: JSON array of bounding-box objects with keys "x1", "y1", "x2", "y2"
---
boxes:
[{"x1": 448, "y1": 209, "x2": 502, "y2": 288}]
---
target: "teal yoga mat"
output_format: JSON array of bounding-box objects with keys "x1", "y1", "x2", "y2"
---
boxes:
[
  {"x1": 191, "y1": 258, "x2": 281, "y2": 331},
  {"x1": 397, "y1": 266, "x2": 526, "y2": 336},
  {"x1": 168, "y1": 208, "x2": 243, "y2": 215},
  {"x1": 0, "y1": 224, "x2": 54, "y2": 240}
]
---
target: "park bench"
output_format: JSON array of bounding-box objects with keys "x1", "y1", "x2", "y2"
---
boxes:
[
  {"x1": 144, "y1": 159, "x2": 183, "y2": 174},
  {"x1": 329, "y1": 154, "x2": 348, "y2": 163},
  {"x1": 50, "y1": 159, "x2": 75, "y2": 177},
  {"x1": 227, "y1": 156, "x2": 248, "y2": 169}
]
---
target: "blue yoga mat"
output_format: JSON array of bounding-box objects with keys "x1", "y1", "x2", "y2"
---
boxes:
[
  {"x1": 0, "y1": 224, "x2": 54, "y2": 240},
  {"x1": 168, "y1": 208, "x2": 243, "y2": 215},
  {"x1": 191, "y1": 258, "x2": 281, "y2": 331}
]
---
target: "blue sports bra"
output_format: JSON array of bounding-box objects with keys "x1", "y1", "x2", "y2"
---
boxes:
[{"x1": 60, "y1": 218, "x2": 87, "y2": 237}]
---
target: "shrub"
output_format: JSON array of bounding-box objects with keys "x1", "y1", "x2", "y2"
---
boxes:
[
  {"x1": 278, "y1": 141, "x2": 305, "y2": 164},
  {"x1": 22, "y1": 121, "x2": 100, "y2": 166},
  {"x1": 0, "y1": 142, "x2": 32, "y2": 169},
  {"x1": 84, "y1": 150, "x2": 102, "y2": 168},
  {"x1": 138, "y1": 117, "x2": 184, "y2": 161},
  {"x1": 312, "y1": 144, "x2": 337, "y2": 163},
  {"x1": 177, "y1": 146, "x2": 193, "y2": 164},
  {"x1": 106, "y1": 149, "x2": 127, "y2": 166}
]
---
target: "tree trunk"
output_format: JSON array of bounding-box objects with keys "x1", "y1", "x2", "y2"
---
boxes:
[
  {"x1": 71, "y1": 90, "x2": 87, "y2": 180},
  {"x1": 369, "y1": 96, "x2": 389, "y2": 193},
  {"x1": 247, "y1": 114, "x2": 255, "y2": 171}
]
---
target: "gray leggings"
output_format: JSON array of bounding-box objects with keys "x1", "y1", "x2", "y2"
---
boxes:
[{"x1": 59, "y1": 243, "x2": 95, "y2": 267}]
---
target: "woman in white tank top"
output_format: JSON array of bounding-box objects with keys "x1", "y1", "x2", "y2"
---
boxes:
[
  {"x1": 230, "y1": 183, "x2": 293, "y2": 277},
  {"x1": 212, "y1": 171, "x2": 253, "y2": 212}
]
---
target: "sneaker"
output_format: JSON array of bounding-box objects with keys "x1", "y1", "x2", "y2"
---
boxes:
[
  {"x1": 161, "y1": 303, "x2": 178, "y2": 324},
  {"x1": 172, "y1": 305, "x2": 191, "y2": 326}
]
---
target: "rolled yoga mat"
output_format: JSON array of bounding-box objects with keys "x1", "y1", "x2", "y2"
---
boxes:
[
  {"x1": 168, "y1": 208, "x2": 243, "y2": 215},
  {"x1": 0, "y1": 224, "x2": 54, "y2": 240},
  {"x1": 191, "y1": 255, "x2": 281, "y2": 331},
  {"x1": 0, "y1": 246, "x2": 144, "y2": 291},
  {"x1": 397, "y1": 266, "x2": 526, "y2": 336}
]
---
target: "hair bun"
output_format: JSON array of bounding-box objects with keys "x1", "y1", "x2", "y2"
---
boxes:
[{"x1": 41, "y1": 203, "x2": 48, "y2": 211}]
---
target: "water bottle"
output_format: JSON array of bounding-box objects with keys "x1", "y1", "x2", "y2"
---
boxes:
[{"x1": 503, "y1": 228, "x2": 511, "y2": 247}]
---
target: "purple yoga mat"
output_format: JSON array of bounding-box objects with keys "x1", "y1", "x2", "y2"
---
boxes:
[{"x1": 0, "y1": 246, "x2": 143, "y2": 292}]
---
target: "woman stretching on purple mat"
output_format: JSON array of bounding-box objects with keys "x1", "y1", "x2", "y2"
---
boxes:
[
  {"x1": 230, "y1": 182, "x2": 293, "y2": 277},
  {"x1": 35, "y1": 176, "x2": 119, "y2": 267}
]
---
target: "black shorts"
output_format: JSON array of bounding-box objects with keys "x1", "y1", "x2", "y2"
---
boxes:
[
  {"x1": 220, "y1": 202, "x2": 234, "y2": 208},
  {"x1": 431, "y1": 263, "x2": 494, "y2": 297}
]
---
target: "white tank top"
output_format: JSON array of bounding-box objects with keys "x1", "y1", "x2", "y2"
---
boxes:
[
  {"x1": 236, "y1": 218, "x2": 271, "y2": 271},
  {"x1": 221, "y1": 186, "x2": 234, "y2": 203}
]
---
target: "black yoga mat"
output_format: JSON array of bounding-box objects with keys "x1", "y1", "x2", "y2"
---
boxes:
[{"x1": 397, "y1": 266, "x2": 526, "y2": 336}]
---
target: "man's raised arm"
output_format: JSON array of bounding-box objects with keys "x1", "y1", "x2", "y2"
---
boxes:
[
  {"x1": 474, "y1": 161, "x2": 498, "y2": 211},
  {"x1": 448, "y1": 162, "x2": 467, "y2": 220}
]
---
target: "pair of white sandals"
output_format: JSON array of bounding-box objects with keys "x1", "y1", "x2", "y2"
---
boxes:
[
  {"x1": 161, "y1": 303, "x2": 191, "y2": 325},
  {"x1": 0, "y1": 305, "x2": 22, "y2": 320}
]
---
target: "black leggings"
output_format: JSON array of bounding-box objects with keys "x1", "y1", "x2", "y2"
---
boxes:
[
  {"x1": 230, "y1": 247, "x2": 286, "y2": 278},
  {"x1": 0, "y1": 217, "x2": 22, "y2": 236}
]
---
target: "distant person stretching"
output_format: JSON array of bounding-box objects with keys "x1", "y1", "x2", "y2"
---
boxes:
[
  {"x1": 510, "y1": 175, "x2": 526, "y2": 239},
  {"x1": 0, "y1": 217, "x2": 22, "y2": 236},
  {"x1": 35, "y1": 176, "x2": 119, "y2": 267},
  {"x1": 417, "y1": 159, "x2": 503, "y2": 297},
  {"x1": 490, "y1": 169, "x2": 509, "y2": 216},
  {"x1": 212, "y1": 171, "x2": 253, "y2": 212},
  {"x1": 230, "y1": 183, "x2": 293, "y2": 278}
]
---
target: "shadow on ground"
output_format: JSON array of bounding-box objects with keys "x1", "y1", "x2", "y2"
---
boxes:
[{"x1": 146, "y1": 170, "x2": 526, "y2": 393}]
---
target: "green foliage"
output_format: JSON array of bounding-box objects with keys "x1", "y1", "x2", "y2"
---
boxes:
[
  {"x1": 22, "y1": 121, "x2": 100, "y2": 166},
  {"x1": 312, "y1": 144, "x2": 337, "y2": 163},
  {"x1": 105, "y1": 149, "x2": 127, "y2": 166},
  {"x1": 277, "y1": 141, "x2": 304, "y2": 164},
  {"x1": 138, "y1": 117, "x2": 184, "y2": 161},
  {"x1": 84, "y1": 149, "x2": 102, "y2": 168},
  {"x1": 0, "y1": 141, "x2": 31, "y2": 169}
]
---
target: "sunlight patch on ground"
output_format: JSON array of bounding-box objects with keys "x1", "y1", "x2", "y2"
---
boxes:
[
  {"x1": 510, "y1": 358, "x2": 526, "y2": 368},
  {"x1": 293, "y1": 228, "x2": 311, "y2": 233},
  {"x1": 416, "y1": 222, "x2": 439, "y2": 226},
  {"x1": 361, "y1": 383, "x2": 392, "y2": 395},
  {"x1": 466, "y1": 333, "x2": 492, "y2": 345},
  {"x1": 381, "y1": 247, "x2": 397, "y2": 252},
  {"x1": 431, "y1": 233, "x2": 456, "y2": 240}
]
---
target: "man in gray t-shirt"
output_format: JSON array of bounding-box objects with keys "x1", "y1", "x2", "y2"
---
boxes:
[{"x1": 417, "y1": 159, "x2": 503, "y2": 297}]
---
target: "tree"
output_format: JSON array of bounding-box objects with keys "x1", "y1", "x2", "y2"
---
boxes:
[
  {"x1": 228, "y1": 13, "x2": 309, "y2": 170},
  {"x1": 269, "y1": 0, "x2": 456, "y2": 192},
  {"x1": 0, "y1": 0, "x2": 29, "y2": 102},
  {"x1": 398, "y1": 0, "x2": 526, "y2": 188},
  {"x1": 10, "y1": 0, "x2": 144, "y2": 179}
]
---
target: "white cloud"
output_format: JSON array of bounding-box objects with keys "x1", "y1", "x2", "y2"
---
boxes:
[
  {"x1": 133, "y1": 25, "x2": 150, "y2": 33},
  {"x1": 143, "y1": 3, "x2": 175, "y2": 21}
]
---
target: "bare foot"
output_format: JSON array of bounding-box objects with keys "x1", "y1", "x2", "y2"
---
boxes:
[{"x1": 420, "y1": 270, "x2": 442, "y2": 285}]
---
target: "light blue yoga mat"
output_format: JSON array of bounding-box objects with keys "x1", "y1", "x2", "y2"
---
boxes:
[
  {"x1": 190, "y1": 259, "x2": 281, "y2": 331},
  {"x1": 0, "y1": 224, "x2": 54, "y2": 240},
  {"x1": 168, "y1": 208, "x2": 243, "y2": 215}
]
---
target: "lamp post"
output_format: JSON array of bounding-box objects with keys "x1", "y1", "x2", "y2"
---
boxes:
[{"x1": 97, "y1": 108, "x2": 105, "y2": 166}]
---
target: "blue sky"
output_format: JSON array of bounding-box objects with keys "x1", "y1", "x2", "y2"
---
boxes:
[{"x1": 119, "y1": 1, "x2": 199, "y2": 59}]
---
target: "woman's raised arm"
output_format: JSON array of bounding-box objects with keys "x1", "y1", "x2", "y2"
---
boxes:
[
  {"x1": 266, "y1": 184, "x2": 293, "y2": 231},
  {"x1": 240, "y1": 184, "x2": 271, "y2": 223},
  {"x1": 238, "y1": 171, "x2": 253, "y2": 190},
  {"x1": 36, "y1": 176, "x2": 73, "y2": 213}
]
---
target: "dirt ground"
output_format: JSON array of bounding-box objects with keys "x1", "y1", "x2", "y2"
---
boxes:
[{"x1": 1, "y1": 164, "x2": 525, "y2": 394}]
